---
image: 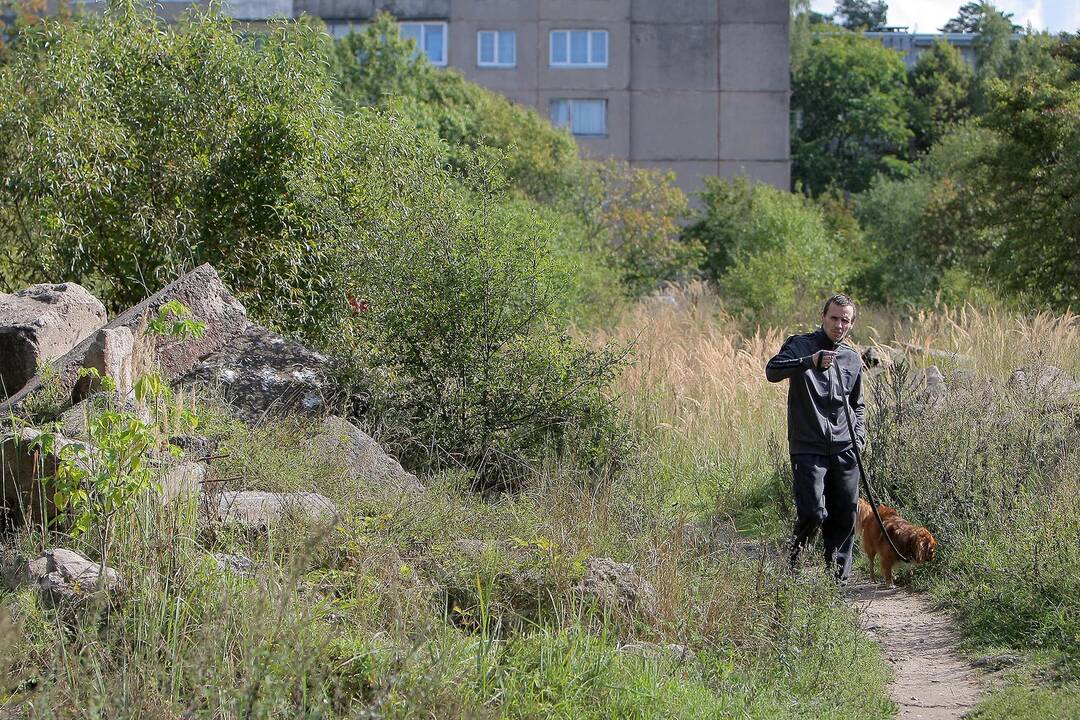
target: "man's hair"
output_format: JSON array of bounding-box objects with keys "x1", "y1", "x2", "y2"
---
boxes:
[{"x1": 822, "y1": 293, "x2": 857, "y2": 318}]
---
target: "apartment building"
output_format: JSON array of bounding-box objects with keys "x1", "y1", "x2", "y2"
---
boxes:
[
  {"x1": 863, "y1": 30, "x2": 979, "y2": 69},
  {"x1": 65, "y1": 0, "x2": 792, "y2": 195}
]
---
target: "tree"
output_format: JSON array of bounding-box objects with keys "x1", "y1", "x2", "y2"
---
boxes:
[
  {"x1": 791, "y1": 32, "x2": 912, "y2": 195},
  {"x1": 980, "y1": 34, "x2": 1080, "y2": 308},
  {"x1": 834, "y1": 0, "x2": 887, "y2": 31},
  {"x1": 909, "y1": 38, "x2": 972, "y2": 150},
  {"x1": 941, "y1": 2, "x2": 1021, "y2": 33}
]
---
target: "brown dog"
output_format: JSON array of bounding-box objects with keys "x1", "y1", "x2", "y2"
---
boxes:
[{"x1": 857, "y1": 498, "x2": 937, "y2": 586}]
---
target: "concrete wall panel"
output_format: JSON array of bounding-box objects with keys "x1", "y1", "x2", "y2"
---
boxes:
[
  {"x1": 631, "y1": 22, "x2": 718, "y2": 91},
  {"x1": 719, "y1": 91, "x2": 789, "y2": 161},
  {"x1": 718, "y1": 0, "x2": 789, "y2": 24},
  {"x1": 632, "y1": 160, "x2": 719, "y2": 199},
  {"x1": 719, "y1": 23, "x2": 789, "y2": 92},
  {"x1": 539, "y1": 90, "x2": 631, "y2": 159},
  {"x1": 452, "y1": 21, "x2": 540, "y2": 92},
  {"x1": 538, "y1": 20, "x2": 630, "y2": 90},
  {"x1": 451, "y1": 0, "x2": 538, "y2": 21},
  {"x1": 630, "y1": 91, "x2": 718, "y2": 161},
  {"x1": 540, "y1": 0, "x2": 630, "y2": 22},
  {"x1": 718, "y1": 160, "x2": 791, "y2": 189},
  {"x1": 374, "y1": 0, "x2": 448, "y2": 19},
  {"x1": 630, "y1": 0, "x2": 717, "y2": 23}
]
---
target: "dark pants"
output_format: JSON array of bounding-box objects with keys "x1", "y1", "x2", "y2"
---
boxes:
[{"x1": 789, "y1": 449, "x2": 859, "y2": 581}]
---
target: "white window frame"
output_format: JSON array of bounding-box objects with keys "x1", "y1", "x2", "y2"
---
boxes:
[
  {"x1": 549, "y1": 29, "x2": 608, "y2": 68},
  {"x1": 549, "y1": 98, "x2": 608, "y2": 137},
  {"x1": 400, "y1": 22, "x2": 448, "y2": 66},
  {"x1": 477, "y1": 30, "x2": 516, "y2": 68}
]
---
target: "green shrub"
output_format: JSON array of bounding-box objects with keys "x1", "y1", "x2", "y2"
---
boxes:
[
  {"x1": 685, "y1": 178, "x2": 859, "y2": 329},
  {"x1": 337, "y1": 153, "x2": 630, "y2": 486}
]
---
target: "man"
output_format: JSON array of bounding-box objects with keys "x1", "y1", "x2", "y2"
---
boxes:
[{"x1": 765, "y1": 294, "x2": 864, "y2": 583}]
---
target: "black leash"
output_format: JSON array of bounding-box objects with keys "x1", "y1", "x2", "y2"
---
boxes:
[{"x1": 826, "y1": 342, "x2": 910, "y2": 564}]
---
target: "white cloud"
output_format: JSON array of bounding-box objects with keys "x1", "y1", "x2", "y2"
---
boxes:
[{"x1": 809, "y1": 0, "x2": 1078, "y2": 33}]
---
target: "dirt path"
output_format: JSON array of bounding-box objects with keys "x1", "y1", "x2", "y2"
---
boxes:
[{"x1": 848, "y1": 579, "x2": 983, "y2": 719}]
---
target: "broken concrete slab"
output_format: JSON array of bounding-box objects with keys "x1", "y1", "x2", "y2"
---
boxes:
[
  {"x1": 182, "y1": 324, "x2": 336, "y2": 423},
  {"x1": 0, "y1": 283, "x2": 106, "y2": 400},
  {"x1": 2, "y1": 547, "x2": 120, "y2": 605},
  {"x1": 0, "y1": 264, "x2": 249, "y2": 416},
  {"x1": 211, "y1": 490, "x2": 339, "y2": 531},
  {"x1": 309, "y1": 416, "x2": 421, "y2": 494}
]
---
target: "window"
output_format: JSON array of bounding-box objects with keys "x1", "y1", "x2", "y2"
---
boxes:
[
  {"x1": 400, "y1": 22, "x2": 447, "y2": 66},
  {"x1": 549, "y1": 99, "x2": 607, "y2": 136},
  {"x1": 477, "y1": 30, "x2": 516, "y2": 67},
  {"x1": 550, "y1": 30, "x2": 608, "y2": 67}
]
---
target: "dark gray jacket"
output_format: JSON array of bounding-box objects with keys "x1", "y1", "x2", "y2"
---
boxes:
[{"x1": 765, "y1": 328, "x2": 865, "y2": 456}]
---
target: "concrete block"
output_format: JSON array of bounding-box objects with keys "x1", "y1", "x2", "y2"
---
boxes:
[
  {"x1": 540, "y1": 0, "x2": 630, "y2": 22},
  {"x1": 450, "y1": 0, "x2": 537, "y2": 21},
  {"x1": 631, "y1": 91, "x2": 718, "y2": 160},
  {"x1": 631, "y1": 22, "x2": 718, "y2": 91},
  {"x1": 294, "y1": 0, "x2": 374, "y2": 21},
  {"x1": 719, "y1": 91, "x2": 789, "y2": 161},
  {"x1": 717, "y1": 160, "x2": 791, "y2": 190},
  {"x1": 631, "y1": 160, "x2": 719, "y2": 200},
  {"x1": 720, "y1": 23, "x2": 789, "y2": 92},
  {"x1": 0, "y1": 283, "x2": 106, "y2": 399},
  {"x1": 631, "y1": 0, "x2": 716, "y2": 23},
  {"x1": 718, "y1": 0, "x2": 789, "y2": 24}
]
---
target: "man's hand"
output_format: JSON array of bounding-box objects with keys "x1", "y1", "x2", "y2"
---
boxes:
[{"x1": 813, "y1": 349, "x2": 838, "y2": 370}]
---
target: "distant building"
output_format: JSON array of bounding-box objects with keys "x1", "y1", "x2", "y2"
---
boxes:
[
  {"x1": 862, "y1": 31, "x2": 979, "y2": 69},
  {"x1": 54, "y1": 0, "x2": 791, "y2": 195}
]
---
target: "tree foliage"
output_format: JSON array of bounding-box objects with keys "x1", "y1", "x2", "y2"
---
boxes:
[
  {"x1": 909, "y1": 38, "x2": 972, "y2": 151},
  {"x1": 979, "y1": 34, "x2": 1080, "y2": 307},
  {"x1": 792, "y1": 32, "x2": 912, "y2": 195},
  {"x1": 833, "y1": 0, "x2": 888, "y2": 31},
  {"x1": 0, "y1": 2, "x2": 628, "y2": 484},
  {"x1": 941, "y1": 2, "x2": 1021, "y2": 33}
]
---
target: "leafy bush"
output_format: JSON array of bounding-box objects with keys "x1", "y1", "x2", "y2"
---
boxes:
[
  {"x1": 336, "y1": 149, "x2": 630, "y2": 486},
  {"x1": 684, "y1": 178, "x2": 859, "y2": 329},
  {"x1": 854, "y1": 122, "x2": 1000, "y2": 307},
  {"x1": 327, "y1": 12, "x2": 580, "y2": 203},
  {"x1": 568, "y1": 160, "x2": 700, "y2": 298}
]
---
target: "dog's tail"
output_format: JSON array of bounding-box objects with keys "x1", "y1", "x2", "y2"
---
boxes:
[{"x1": 857, "y1": 497, "x2": 872, "y2": 526}]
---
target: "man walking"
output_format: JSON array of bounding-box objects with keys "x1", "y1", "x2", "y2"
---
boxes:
[{"x1": 765, "y1": 294, "x2": 865, "y2": 583}]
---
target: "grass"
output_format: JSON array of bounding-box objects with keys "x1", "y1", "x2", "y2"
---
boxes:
[{"x1": 5, "y1": 284, "x2": 1078, "y2": 717}]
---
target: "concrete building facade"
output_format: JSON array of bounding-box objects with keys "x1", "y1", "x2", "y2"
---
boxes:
[
  {"x1": 863, "y1": 31, "x2": 978, "y2": 70},
  {"x1": 68, "y1": 0, "x2": 792, "y2": 195}
]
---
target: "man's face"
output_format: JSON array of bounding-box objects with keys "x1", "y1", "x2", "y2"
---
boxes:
[{"x1": 822, "y1": 302, "x2": 855, "y2": 343}]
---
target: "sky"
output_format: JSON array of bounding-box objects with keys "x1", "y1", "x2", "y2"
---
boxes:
[{"x1": 810, "y1": 1, "x2": 1080, "y2": 33}]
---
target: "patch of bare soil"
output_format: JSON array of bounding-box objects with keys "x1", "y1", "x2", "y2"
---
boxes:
[{"x1": 849, "y1": 579, "x2": 983, "y2": 719}]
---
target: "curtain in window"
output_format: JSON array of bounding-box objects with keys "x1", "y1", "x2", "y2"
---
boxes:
[
  {"x1": 479, "y1": 32, "x2": 495, "y2": 63},
  {"x1": 551, "y1": 31, "x2": 567, "y2": 63},
  {"x1": 569, "y1": 31, "x2": 588, "y2": 64},
  {"x1": 424, "y1": 25, "x2": 444, "y2": 63},
  {"x1": 571, "y1": 100, "x2": 605, "y2": 135},
  {"x1": 498, "y1": 31, "x2": 516, "y2": 65},
  {"x1": 549, "y1": 100, "x2": 571, "y2": 128},
  {"x1": 590, "y1": 31, "x2": 607, "y2": 64}
]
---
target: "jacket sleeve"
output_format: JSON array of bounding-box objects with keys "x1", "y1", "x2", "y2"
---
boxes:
[
  {"x1": 850, "y1": 367, "x2": 866, "y2": 449},
  {"x1": 765, "y1": 336, "x2": 814, "y2": 383}
]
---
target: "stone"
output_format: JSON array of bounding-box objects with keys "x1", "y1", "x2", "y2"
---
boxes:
[
  {"x1": 575, "y1": 557, "x2": 658, "y2": 620},
  {"x1": 0, "y1": 427, "x2": 87, "y2": 524},
  {"x1": 0, "y1": 283, "x2": 106, "y2": 399},
  {"x1": 1007, "y1": 366, "x2": 1080, "y2": 402},
  {"x1": 59, "y1": 393, "x2": 140, "y2": 439},
  {"x1": 74, "y1": 326, "x2": 135, "y2": 398},
  {"x1": 910, "y1": 365, "x2": 947, "y2": 405},
  {"x1": 211, "y1": 490, "x2": 339, "y2": 530},
  {"x1": 0, "y1": 264, "x2": 249, "y2": 416},
  {"x1": 158, "y1": 462, "x2": 207, "y2": 502},
  {"x1": 2, "y1": 548, "x2": 120, "y2": 606},
  {"x1": 972, "y1": 653, "x2": 1023, "y2": 670},
  {"x1": 309, "y1": 416, "x2": 422, "y2": 493},
  {"x1": 167, "y1": 434, "x2": 219, "y2": 461},
  {"x1": 182, "y1": 324, "x2": 336, "y2": 423},
  {"x1": 213, "y1": 552, "x2": 257, "y2": 579}
]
